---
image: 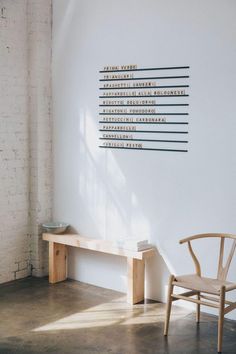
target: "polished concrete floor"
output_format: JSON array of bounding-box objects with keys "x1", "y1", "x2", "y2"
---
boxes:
[{"x1": 0, "y1": 278, "x2": 236, "y2": 354}]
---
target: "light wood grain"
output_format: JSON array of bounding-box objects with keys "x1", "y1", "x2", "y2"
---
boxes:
[
  {"x1": 172, "y1": 293, "x2": 219, "y2": 309},
  {"x1": 224, "y1": 302, "x2": 236, "y2": 315},
  {"x1": 187, "y1": 241, "x2": 201, "y2": 276},
  {"x1": 201, "y1": 294, "x2": 232, "y2": 305},
  {"x1": 218, "y1": 286, "x2": 226, "y2": 353},
  {"x1": 217, "y1": 237, "x2": 225, "y2": 281},
  {"x1": 196, "y1": 291, "x2": 200, "y2": 323},
  {"x1": 43, "y1": 233, "x2": 155, "y2": 305},
  {"x1": 127, "y1": 258, "x2": 145, "y2": 304},
  {"x1": 43, "y1": 233, "x2": 155, "y2": 260},
  {"x1": 217, "y1": 239, "x2": 236, "y2": 281},
  {"x1": 179, "y1": 233, "x2": 236, "y2": 244},
  {"x1": 49, "y1": 242, "x2": 67, "y2": 283},
  {"x1": 171, "y1": 290, "x2": 197, "y2": 301},
  {"x1": 164, "y1": 274, "x2": 175, "y2": 336}
]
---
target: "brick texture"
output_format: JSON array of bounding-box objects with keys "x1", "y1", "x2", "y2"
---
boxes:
[{"x1": 0, "y1": 0, "x2": 52, "y2": 283}]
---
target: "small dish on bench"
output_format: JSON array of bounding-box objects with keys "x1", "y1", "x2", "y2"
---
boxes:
[{"x1": 42, "y1": 222, "x2": 69, "y2": 234}]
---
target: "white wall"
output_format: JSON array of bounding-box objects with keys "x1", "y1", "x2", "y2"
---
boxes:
[{"x1": 52, "y1": 0, "x2": 236, "y2": 319}]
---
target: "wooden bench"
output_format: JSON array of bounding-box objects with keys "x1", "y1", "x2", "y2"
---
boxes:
[{"x1": 42, "y1": 233, "x2": 155, "y2": 304}]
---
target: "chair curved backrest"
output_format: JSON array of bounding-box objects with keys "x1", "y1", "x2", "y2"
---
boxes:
[{"x1": 179, "y1": 233, "x2": 236, "y2": 281}]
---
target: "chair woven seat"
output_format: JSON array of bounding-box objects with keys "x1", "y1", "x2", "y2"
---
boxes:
[{"x1": 175, "y1": 274, "x2": 236, "y2": 295}]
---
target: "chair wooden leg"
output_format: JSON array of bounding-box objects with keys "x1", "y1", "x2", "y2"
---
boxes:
[
  {"x1": 164, "y1": 274, "x2": 175, "y2": 336},
  {"x1": 218, "y1": 286, "x2": 226, "y2": 353},
  {"x1": 196, "y1": 291, "x2": 200, "y2": 323}
]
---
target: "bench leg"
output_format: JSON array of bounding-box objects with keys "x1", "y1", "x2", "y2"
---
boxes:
[
  {"x1": 49, "y1": 241, "x2": 67, "y2": 283},
  {"x1": 127, "y1": 258, "x2": 145, "y2": 304}
]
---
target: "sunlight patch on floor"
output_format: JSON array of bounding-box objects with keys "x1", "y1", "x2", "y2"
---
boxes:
[{"x1": 33, "y1": 297, "x2": 191, "y2": 332}]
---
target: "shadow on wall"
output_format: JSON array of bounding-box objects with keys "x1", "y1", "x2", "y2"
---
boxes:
[
  {"x1": 64, "y1": 106, "x2": 172, "y2": 302},
  {"x1": 52, "y1": 0, "x2": 236, "y2": 318},
  {"x1": 53, "y1": 0, "x2": 180, "y2": 282}
]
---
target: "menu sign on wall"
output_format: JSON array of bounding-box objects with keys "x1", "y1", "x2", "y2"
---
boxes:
[{"x1": 99, "y1": 65, "x2": 189, "y2": 152}]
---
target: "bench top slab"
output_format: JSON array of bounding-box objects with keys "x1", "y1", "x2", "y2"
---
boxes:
[{"x1": 42, "y1": 233, "x2": 155, "y2": 260}]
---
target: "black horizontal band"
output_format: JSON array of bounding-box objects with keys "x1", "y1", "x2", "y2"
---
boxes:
[
  {"x1": 99, "y1": 121, "x2": 188, "y2": 125},
  {"x1": 99, "y1": 95, "x2": 189, "y2": 98},
  {"x1": 99, "y1": 129, "x2": 188, "y2": 134},
  {"x1": 99, "y1": 113, "x2": 188, "y2": 116},
  {"x1": 99, "y1": 146, "x2": 188, "y2": 152},
  {"x1": 99, "y1": 66, "x2": 190, "y2": 73},
  {"x1": 99, "y1": 85, "x2": 189, "y2": 90},
  {"x1": 99, "y1": 138, "x2": 188, "y2": 143},
  {"x1": 100, "y1": 76, "x2": 189, "y2": 82},
  {"x1": 99, "y1": 104, "x2": 189, "y2": 107}
]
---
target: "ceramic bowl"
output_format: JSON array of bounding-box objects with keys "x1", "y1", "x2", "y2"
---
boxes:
[{"x1": 42, "y1": 222, "x2": 69, "y2": 234}]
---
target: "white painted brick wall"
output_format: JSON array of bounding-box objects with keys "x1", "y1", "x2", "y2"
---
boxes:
[
  {"x1": 0, "y1": 0, "x2": 52, "y2": 284},
  {"x1": 28, "y1": 0, "x2": 52, "y2": 277}
]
